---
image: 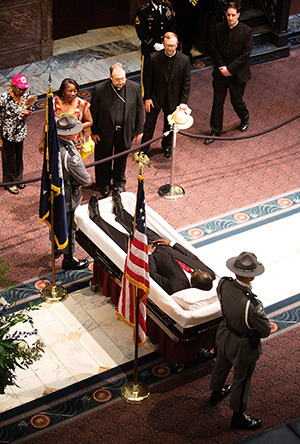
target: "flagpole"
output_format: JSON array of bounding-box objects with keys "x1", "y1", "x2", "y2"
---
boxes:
[
  {"x1": 120, "y1": 153, "x2": 150, "y2": 404},
  {"x1": 41, "y1": 74, "x2": 68, "y2": 304},
  {"x1": 133, "y1": 287, "x2": 140, "y2": 386}
]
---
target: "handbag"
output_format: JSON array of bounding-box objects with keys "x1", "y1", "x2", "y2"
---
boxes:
[{"x1": 79, "y1": 130, "x2": 95, "y2": 160}]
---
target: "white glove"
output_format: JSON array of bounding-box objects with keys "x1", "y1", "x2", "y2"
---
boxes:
[{"x1": 153, "y1": 43, "x2": 164, "y2": 51}]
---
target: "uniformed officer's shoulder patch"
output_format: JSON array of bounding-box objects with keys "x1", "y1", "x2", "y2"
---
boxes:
[
  {"x1": 69, "y1": 155, "x2": 81, "y2": 166},
  {"x1": 254, "y1": 303, "x2": 264, "y2": 316},
  {"x1": 65, "y1": 145, "x2": 81, "y2": 165}
]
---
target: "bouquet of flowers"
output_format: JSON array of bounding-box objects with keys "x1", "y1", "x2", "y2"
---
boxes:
[{"x1": 0, "y1": 258, "x2": 45, "y2": 394}]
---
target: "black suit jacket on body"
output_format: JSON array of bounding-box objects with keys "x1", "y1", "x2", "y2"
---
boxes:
[
  {"x1": 90, "y1": 79, "x2": 144, "y2": 148},
  {"x1": 211, "y1": 21, "x2": 253, "y2": 84},
  {"x1": 143, "y1": 50, "x2": 191, "y2": 111},
  {"x1": 90, "y1": 208, "x2": 215, "y2": 296},
  {"x1": 149, "y1": 242, "x2": 216, "y2": 295}
]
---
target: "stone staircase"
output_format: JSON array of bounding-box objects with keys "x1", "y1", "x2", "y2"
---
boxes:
[{"x1": 240, "y1": 0, "x2": 291, "y2": 64}]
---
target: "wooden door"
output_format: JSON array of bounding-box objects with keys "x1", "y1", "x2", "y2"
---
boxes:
[{"x1": 53, "y1": 0, "x2": 130, "y2": 40}]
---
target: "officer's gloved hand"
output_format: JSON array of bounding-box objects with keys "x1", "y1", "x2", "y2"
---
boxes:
[{"x1": 154, "y1": 43, "x2": 164, "y2": 51}]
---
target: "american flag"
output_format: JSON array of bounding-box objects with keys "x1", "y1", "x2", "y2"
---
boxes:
[{"x1": 116, "y1": 176, "x2": 150, "y2": 345}]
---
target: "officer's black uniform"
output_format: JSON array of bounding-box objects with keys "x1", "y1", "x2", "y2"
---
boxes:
[
  {"x1": 135, "y1": 1, "x2": 176, "y2": 94},
  {"x1": 211, "y1": 276, "x2": 271, "y2": 430}
]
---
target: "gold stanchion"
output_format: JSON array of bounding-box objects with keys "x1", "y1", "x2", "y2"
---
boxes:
[
  {"x1": 158, "y1": 107, "x2": 193, "y2": 200},
  {"x1": 120, "y1": 287, "x2": 150, "y2": 404}
]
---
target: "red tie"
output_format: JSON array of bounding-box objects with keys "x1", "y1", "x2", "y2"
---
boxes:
[{"x1": 176, "y1": 259, "x2": 193, "y2": 274}]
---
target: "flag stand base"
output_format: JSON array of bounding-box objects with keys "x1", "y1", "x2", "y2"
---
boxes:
[
  {"x1": 40, "y1": 284, "x2": 68, "y2": 303},
  {"x1": 120, "y1": 382, "x2": 150, "y2": 404},
  {"x1": 158, "y1": 184, "x2": 185, "y2": 199}
]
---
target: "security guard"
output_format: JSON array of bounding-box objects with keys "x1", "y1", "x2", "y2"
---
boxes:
[
  {"x1": 210, "y1": 252, "x2": 271, "y2": 430},
  {"x1": 135, "y1": 0, "x2": 176, "y2": 94},
  {"x1": 56, "y1": 114, "x2": 92, "y2": 270}
]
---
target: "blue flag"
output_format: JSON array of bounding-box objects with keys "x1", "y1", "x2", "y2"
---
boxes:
[{"x1": 39, "y1": 94, "x2": 68, "y2": 249}]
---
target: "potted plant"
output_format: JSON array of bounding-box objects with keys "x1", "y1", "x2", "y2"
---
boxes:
[{"x1": 0, "y1": 257, "x2": 45, "y2": 394}]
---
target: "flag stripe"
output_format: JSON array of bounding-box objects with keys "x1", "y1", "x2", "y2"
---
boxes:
[{"x1": 117, "y1": 176, "x2": 150, "y2": 345}]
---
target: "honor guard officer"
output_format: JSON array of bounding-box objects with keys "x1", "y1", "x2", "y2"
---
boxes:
[
  {"x1": 135, "y1": 0, "x2": 176, "y2": 95},
  {"x1": 210, "y1": 251, "x2": 271, "y2": 430},
  {"x1": 56, "y1": 114, "x2": 92, "y2": 270}
]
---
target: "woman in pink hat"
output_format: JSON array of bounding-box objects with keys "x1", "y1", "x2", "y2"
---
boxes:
[{"x1": 0, "y1": 74, "x2": 32, "y2": 194}]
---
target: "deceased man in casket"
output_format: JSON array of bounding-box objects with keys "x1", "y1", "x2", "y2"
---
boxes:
[
  {"x1": 74, "y1": 190, "x2": 222, "y2": 338},
  {"x1": 87, "y1": 191, "x2": 216, "y2": 295}
]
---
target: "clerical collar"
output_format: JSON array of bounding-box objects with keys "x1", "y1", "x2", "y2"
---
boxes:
[
  {"x1": 229, "y1": 21, "x2": 239, "y2": 30},
  {"x1": 111, "y1": 82, "x2": 126, "y2": 103},
  {"x1": 236, "y1": 278, "x2": 252, "y2": 290},
  {"x1": 164, "y1": 50, "x2": 176, "y2": 58}
]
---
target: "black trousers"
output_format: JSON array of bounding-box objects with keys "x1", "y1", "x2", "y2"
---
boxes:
[
  {"x1": 63, "y1": 210, "x2": 77, "y2": 257},
  {"x1": 2, "y1": 137, "x2": 24, "y2": 185},
  {"x1": 210, "y1": 76, "x2": 249, "y2": 134},
  {"x1": 211, "y1": 350, "x2": 256, "y2": 413},
  {"x1": 141, "y1": 104, "x2": 173, "y2": 154},
  {"x1": 91, "y1": 209, "x2": 161, "y2": 253},
  {"x1": 94, "y1": 130, "x2": 128, "y2": 188}
]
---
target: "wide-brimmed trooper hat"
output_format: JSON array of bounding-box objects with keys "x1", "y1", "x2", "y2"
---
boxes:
[
  {"x1": 226, "y1": 251, "x2": 265, "y2": 277},
  {"x1": 56, "y1": 114, "x2": 83, "y2": 135},
  {"x1": 168, "y1": 106, "x2": 194, "y2": 130}
]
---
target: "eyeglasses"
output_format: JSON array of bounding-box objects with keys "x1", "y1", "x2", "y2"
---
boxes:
[{"x1": 164, "y1": 44, "x2": 177, "y2": 49}]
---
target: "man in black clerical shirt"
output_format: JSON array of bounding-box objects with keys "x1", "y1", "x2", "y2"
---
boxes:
[
  {"x1": 204, "y1": 1, "x2": 253, "y2": 145},
  {"x1": 141, "y1": 32, "x2": 191, "y2": 158},
  {"x1": 90, "y1": 63, "x2": 144, "y2": 197}
]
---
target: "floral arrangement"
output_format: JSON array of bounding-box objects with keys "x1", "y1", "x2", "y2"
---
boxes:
[{"x1": 0, "y1": 257, "x2": 45, "y2": 394}]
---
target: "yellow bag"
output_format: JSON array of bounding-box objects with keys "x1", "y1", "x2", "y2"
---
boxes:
[{"x1": 80, "y1": 131, "x2": 95, "y2": 160}]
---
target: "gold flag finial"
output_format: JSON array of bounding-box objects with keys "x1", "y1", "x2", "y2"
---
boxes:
[{"x1": 134, "y1": 152, "x2": 150, "y2": 176}]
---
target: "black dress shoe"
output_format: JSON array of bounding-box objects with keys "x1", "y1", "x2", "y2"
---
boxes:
[
  {"x1": 231, "y1": 413, "x2": 262, "y2": 430},
  {"x1": 113, "y1": 183, "x2": 126, "y2": 192},
  {"x1": 204, "y1": 132, "x2": 220, "y2": 145},
  {"x1": 112, "y1": 187, "x2": 124, "y2": 216},
  {"x1": 17, "y1": 183, "x2": 26, "y2": 189},
  {"x1": 239, "y1": 122, "x2": 249, "y2": 132},
  {"x1": 6, "y1": 186, "x2": 19, "y2": 195},
  {"x1": 210, "y1": 384, "x2": 232, "y2": 406},
  {"x1": 99, "y1": 185, "x2": 110, "y2": 198},
  {"x1": 88, "y1": 194, "x2": 100, "y2": 219},
  {"x1": 62, "y1": 257, "x2": 89, "y2": 270},
  {"x1": 163, "y1": 148, "x2": 172, "y2": 158}
]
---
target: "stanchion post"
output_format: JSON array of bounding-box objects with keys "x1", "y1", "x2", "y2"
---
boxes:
[{"x1": 158, "y1": 122, "x2": 185, "y2": 199}]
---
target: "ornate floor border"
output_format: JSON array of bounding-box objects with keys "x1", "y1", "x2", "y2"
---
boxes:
[{"x1": 179, "y1": 189, "x2": 300, "y2": 248}]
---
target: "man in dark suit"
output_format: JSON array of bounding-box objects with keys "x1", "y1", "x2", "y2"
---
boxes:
[
  {"x1": 88, "y1": 193, "x2": 215, "y2": 294},
  {"x1": 204, "y1": 1, "x2": 253, "y2": 145},
  {"x1": 90, "y1": 63, "x2": 144, "y2": 197},
  {"x1": 141, "y1": 32, "x2": 191, "y2": 157}
]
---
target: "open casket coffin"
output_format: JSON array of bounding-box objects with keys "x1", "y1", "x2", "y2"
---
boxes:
[{"x1": 75, "y1": 193, "x2": 222, "y2": 364}]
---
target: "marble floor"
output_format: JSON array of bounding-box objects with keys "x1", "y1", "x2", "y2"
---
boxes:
[
  {"x1": 1, "y1": 189, "x2": 300, "y2": 413},
  {"x1": 0, "y1": 25, "x2": 142, "y2": 96}
]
